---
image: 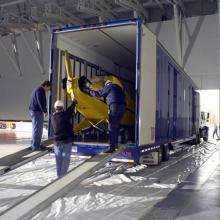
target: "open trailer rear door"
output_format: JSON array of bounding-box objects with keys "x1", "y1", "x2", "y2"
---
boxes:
[{"x1": 136, "y1": 23, "x2": 157, "y2": 146}]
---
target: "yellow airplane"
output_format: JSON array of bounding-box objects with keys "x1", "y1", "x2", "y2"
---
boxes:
[{"x1": 64, "y1": 50, "x2": 135, "y2": 134}]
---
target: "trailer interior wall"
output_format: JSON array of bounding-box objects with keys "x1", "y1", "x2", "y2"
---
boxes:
[
  {"x1": 54, "y1": 27, "x2": 136, "y2": 105},
  {"x1": 56, "y1": 25, "x2": 136, "y2": 86},
  {"x1": 53, "y1": 23, "x2": 137, "y2": 142},
  {"x1": 148, "y1": 14, "x2": 220, "y2": 89},
  {"x1": 54, "y1": 24, "x2": 137, "y2": 98}
]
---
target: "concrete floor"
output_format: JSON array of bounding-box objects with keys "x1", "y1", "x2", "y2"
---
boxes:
[
  {"x1": 140, "y1": 146, "x2": 220, "y2": 220},
  {"x1": 0, "y1": 122, "x2": 47, "y2": 158},
  {"x1": 0, "y1": 127, "x2": 220, "y2": 220},
  {"x1": 0, "y1": 131, "x2": 31, "y2": 158}
]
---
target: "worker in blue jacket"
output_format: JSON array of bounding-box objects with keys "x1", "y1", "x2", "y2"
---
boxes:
[
  {"x1": 51, "y1": 93, "x2": 76, "y2": 177},
  {"x1": 29, "y1": 80, "x2": 51, "y2": 150},
  {"x1": 87, "y1": 80, "x2": 126, "y2": 153}
]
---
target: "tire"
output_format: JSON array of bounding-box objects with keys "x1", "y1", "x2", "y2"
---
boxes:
[
  {"x1": 200, "y1": 126, "x2": 209, "y2": 142},
  {"x1": 196, "y1": 134, "x2": 201, "y2": 144},
  {"x1": 162, "y1": 145, "x2": 170, "y2": 161},
  {"x1": 203, "y1": 136, "x2": 208, "y2": 142},
  {"x1": 158, "y1": 147, "x2": 162, "y2": 165},
  {"x1": 192, "y1": 134, "x2": 201, "y2": 145}
]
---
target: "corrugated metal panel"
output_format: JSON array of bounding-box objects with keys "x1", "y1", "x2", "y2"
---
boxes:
[{"x1": 155, "y1": 45, "x2": 198, "y2": 145}]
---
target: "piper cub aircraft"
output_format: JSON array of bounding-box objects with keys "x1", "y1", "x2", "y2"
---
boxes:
[{"x1": 64, "y1": 50, "x2": 135, "y2": 135}]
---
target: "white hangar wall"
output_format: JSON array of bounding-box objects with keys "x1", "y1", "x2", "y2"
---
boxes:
[
  {"x1": 0, "y1": 31, "x2": 51, "y2": 121},
  {"x1": 0, "y1": 27, "x2": 133, "y2": 120},
  {"x1": 0, "y1": 13, "x2": 219, "y2": 120},
  {"x1": 148, "y1": 13, "x2": 219, "y2": 89}
]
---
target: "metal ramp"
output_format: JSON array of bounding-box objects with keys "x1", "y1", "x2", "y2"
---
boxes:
[{"x1": 0, "y1": 150, "x2": 120, "y2": 220}]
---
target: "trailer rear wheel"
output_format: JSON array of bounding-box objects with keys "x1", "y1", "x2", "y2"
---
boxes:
[
  {"x1": 203, "y1": 136, "x2": 208, "y2": 142},
  {"x1": 161, "y1": 145, "x2": 170, "y2": 161},
  {"x1": 196, "y1": 134, "x2": 201, "y2": 144},
  {"x1": 191, "y1": 134, "x2": 201, "y2": 145},
  {"x1": 158, "y1": 147, "x2": 162, "y2": 165}
]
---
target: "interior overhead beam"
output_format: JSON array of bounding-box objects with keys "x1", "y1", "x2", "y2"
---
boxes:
[
  {"x1": 183, "y1": 16, "x2": 205, "y2": 67},
  {"x1": 166, "y1": 0, "x2": 185, "y2": 15},
  {"x1": 154, "y1": 0, "x2": 165, "y2": 11},
  {"x1": 33, "y1": 30, "x2": 45, "y2": 75},
  {"x1": 166, "y1": 0, "x2": 177, "y2": 5},
  {"x1": 10, "y1": 33, "x2": 22, "y2": 76},
  {"x1": 16, "y1": 3, "x2": 22, "y2": 16},
  {"x1": 100, "y1": 1, "x2": 118, "y2": 16},
  {"x1": 76, "y1": 1, "x2": 113, "y2": 21},
  {"x1": 21, "y1": 32, "x2": 44, "y2": 74},
  {"x1": 175, "y1": 0, "x2": 185, "y2": 15},
  {"x1": 0, "y1": 0, "x2": 217, "y2": 36},
  {"x1": 0, "y1": 0, "x2": 27, "y2": 8},
  {"x1": 30, "y1": 3, "x2": 83, "y2": 27},
  {"x1": 1, "y1": 8, "x2": 37, "y2": 31},
  {"x1": 95, "y1": 1, "x2": 118, "y2": 19},
  {"x1": 115, "y1": 0, "x2": 149, "y2": 21},
  {"x1": 0, "y1": 36, "x2": 22, "y2": 76},
  {"x1": 50, "y1": 2, "x2": 85, "y2": 25},
  {"x1": 155, "y1": 20, "x2": 163, "y2": 36},
  {"x1": 77, "y1": 5, "x2": 108, "y2": 21},
  {"x1": 173, "y1": 3, "x2": 183, "y2": 66},
  {"x1": 0, "y1": 24, "x2": 11, "y2": 35},
  {"x1": 136, "y1": 0, "x2": 150, "y2": 19}
]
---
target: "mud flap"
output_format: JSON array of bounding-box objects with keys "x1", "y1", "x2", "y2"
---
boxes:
[{"x1": 139, "y1": 148, "x2": 162, "y2": 165}]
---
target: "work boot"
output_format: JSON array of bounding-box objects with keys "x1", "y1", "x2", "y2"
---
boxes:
[
  {"x1": 39, "y1": 145, "x2": 47, "y2": 151},
  {"x1": 32, "y1": 145, "x2": 46, "y2": 151},
  {"x1": 105, "y1": 146, "x2": 115, "y2": 153}
]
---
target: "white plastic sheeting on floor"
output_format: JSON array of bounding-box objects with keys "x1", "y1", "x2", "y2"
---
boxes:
[
  {"x1": 0, "y1": 153, "x2": 85, "y2": 213},
  {"x1": 30, "y1": 142, "x2": 220, "y2": 220}
]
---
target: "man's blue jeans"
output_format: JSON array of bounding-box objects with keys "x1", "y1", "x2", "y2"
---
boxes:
[
  {"x1": 30, "y1": 111, "x2": 44, "y2": 150},
  {"x1": 54, "y1": 142, "x2": 72, "y2": 177},
  {"x1": 108, "y1": 103, "x2": 125, "y2": 149}
]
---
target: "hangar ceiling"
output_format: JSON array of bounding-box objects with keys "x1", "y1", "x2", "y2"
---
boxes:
[{"x1": 0, "y1": 0, "x2": 218, "y2": 36}]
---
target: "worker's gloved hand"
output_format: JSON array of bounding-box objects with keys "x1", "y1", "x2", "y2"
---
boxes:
[
  {"x1": 82, "y1": 86, "x2": 91, "y2": 94},
  {"x1": 70, "y1": 92, "x2": 75, "y2": 101},
  {"x1": 78, "y1": 76, "x2": 92, "y2": 94},
  {"x1": 81, "y1": 81, "x2": 91, "y2": 94},
  {"x1": 67, "y1": 80, "x2": 72, "y2": 90},
  {"x1": 85, "y1": 82, "x2": 91, "y2": 89}
]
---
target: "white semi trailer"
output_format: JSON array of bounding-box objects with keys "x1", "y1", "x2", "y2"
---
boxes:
[{"x1": 48, "y1": 19, "x2": 200, "y2": 165}]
